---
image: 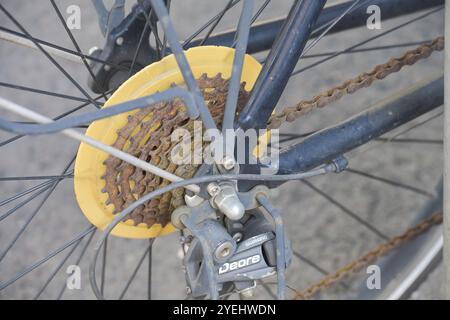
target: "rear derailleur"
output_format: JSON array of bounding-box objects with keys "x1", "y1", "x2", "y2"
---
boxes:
[{"x1": 171, "y1": 184, "x2": 292, "y2": 300}]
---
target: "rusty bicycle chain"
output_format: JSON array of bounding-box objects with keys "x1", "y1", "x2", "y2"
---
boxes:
[
  {"x1": 267, "y1": 36, "x2": 444, "y2": 129},
  {"x1": 293, "y1": 212, "x2": 443, "y2": 299},
  {"x1": 102, "y1": 37, "x2": 444, "y2": 297}
]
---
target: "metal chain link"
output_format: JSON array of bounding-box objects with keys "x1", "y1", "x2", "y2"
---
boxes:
[
  {"x1": 268, "y1": 36, "x2": 444, "y2": 129},
  {"x1": 293, "y1": 212, "x2": 443, "y2": 300}
]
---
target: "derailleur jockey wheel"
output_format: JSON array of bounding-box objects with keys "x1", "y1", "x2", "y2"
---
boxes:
[{"x1": 74, "y1": 46, "x2": 262, "y2": 239}]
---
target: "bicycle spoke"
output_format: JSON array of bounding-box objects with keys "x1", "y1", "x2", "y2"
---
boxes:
[
  {"x1": 199, "y1": 0, "x2": 234, "y2": 46},
  {"x1": 292, "y1": 250, "x2": 350, "y2": 290},
  {"x1": 0, "y1": 174, "x2": 73, "y2": 182},
  {"x1": 0, "y1": 82, "x2": 94, "y2": 104},
  {"x1": 33, "y1": 235, "x2": 83, "y2": 299},
  {"x1": 0, "y1": 178, "x2": 56, "y2": 208},
  {"x1": 302, "y1": 180, "x2": 389, "y2": 240},
  {"x1": 0, "y1": 156, "x2": 75, "y2": 263},
  {"x1": 182, "y1": 0, "x2": 242, "y2": 48},
  {"x1": 291, "y1": 6, "x2": 444, "y2": 77},
  {"x1": 0, "y1": 90, "x2": 112, "y2": 148},
  {"x1": 151, "y1": 0, "x2": 216, "y2": 131},
  {"x1": 228, "y1": 0, "x2": 272, "y2": 50},
  {"x1": 346, "y1": 168, "x2": 434, "y2": 197},
  {"x1": 57, "y1": 230, "x2": 96, "y2": 299},
  {"x1": 0, "y1": 183, "x2": 53, "y2": 222},
  {"x1": 127, "y1": 5, "x2": 152, "y2": 78},
  {"x1": 100, "y1": 237, "x2": 108, "y2": 295},
  {"x1": 250, "y1": 0, "x2": 271, "y2": 25},
  {"x1": 49, "y1": 0, "x2": 108, "y2": 101},
  {"x1": 118, "y1": 240, "x2": 154, "y2": 300},
  {"x1": 301, "y1": 0, "x2": 365, "y2": 57},
  {"x1": 0, "y1": 171, "x2": 72, "y2": 208},
  {"x1": 0, "y1": 27, "x2": 130, "y2": 71},
  {"x1": 278, "y1": 132, "x2": 443, "y2": 146},
  {"x1": 352, "y1": 110, "x2": 444, "y2": 159},
  {"x1": 148, "y1": 238, "x2": 154, "y2": 300},
  {"x1": 293, "y1": 250, "x2": 329, "y2": 276},
  {"x1": 0, "y1": 4, "x2": 101, "y2": 109},
  {"x1": 0, "y1": 225, "x2": 95, "y2": 291},
  {"x1": 301, "y1": 41, "x2": 433, "y2": 59}
]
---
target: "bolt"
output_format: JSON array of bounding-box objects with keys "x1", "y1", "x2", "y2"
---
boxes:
[
  {"x1": 223, "y1": 156, "x2": 236, "y2": 170},
  {"x1": 116, "y1": 37, "x2": 124, "y2": 46},
  {"x1": 220, "y1": 247, "x2": 230, "y2": 257},
  {"x1": 207, "y1": 183, "x2": 220, "y2": 197},
  {"x1": 214, "y1": 241, "x2": 233, "y2": 261},
  {"x1": 232, "y1": 232, "x2": 243, "y2": 242}
]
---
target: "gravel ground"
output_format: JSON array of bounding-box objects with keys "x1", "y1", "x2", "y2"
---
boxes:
[{"x1": 0, "y1": 0, "x2": 445, "y2": 300}]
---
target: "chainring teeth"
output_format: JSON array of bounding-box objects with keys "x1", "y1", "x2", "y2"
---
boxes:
[{"x1": 101, "y1": 73, "x2": 250, "y2": 229}]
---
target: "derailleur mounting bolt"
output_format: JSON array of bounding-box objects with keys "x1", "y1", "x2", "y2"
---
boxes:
[
  {"x1": 207, "y1": 183, "x2": 220, "y2": 197},
  {"x1": 214, "y1": 241, "x2": 234, "y2": 260}
]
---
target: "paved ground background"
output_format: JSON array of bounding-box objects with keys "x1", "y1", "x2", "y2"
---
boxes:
[{"x1": 0, "y1": 0, "x2": 445, "y2": 299}]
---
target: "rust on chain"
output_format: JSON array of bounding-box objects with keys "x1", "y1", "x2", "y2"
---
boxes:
[
  {"x1": 102, "y1": 74, "x2": 249, "y2": 228},
  {"x1": 268, "y1": 36, "x2": 444, "y2": 129},
  {"x1": 293, "y1": 212, "x2": 443, "y2": 300}
]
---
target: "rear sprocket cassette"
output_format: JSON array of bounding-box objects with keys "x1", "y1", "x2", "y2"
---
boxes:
[{"x1": 74, "y1": 46, "x2": 262, "y2": 238}]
